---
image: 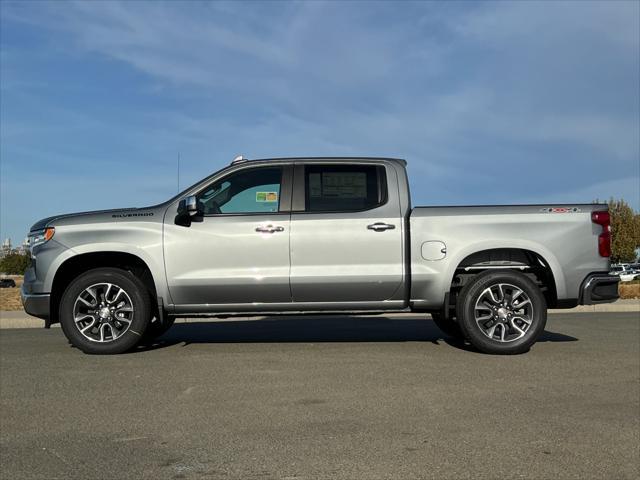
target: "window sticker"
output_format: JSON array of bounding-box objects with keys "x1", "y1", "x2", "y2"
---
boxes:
[
  {"x1": 326, "y1": 172, "x2": 367, "y2": 198},
  {"x1": 308, "y1": 172, "x2": 367, "y2": 199},
  {"x1": 256, "y1": 192, "x2": 278, "y2": 202}
]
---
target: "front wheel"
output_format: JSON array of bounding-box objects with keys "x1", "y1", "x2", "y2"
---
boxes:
[
  {"x1": 456, "y1": 270, "x2": 547, "y2": 355},
  {"x1": 59, "y1": 268, "x2": 151, "y2": 354}
]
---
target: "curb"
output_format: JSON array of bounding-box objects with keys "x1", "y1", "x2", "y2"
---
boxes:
[
  {"x1": 1, "y1": 301, "x2": 638, "y2": 330},
  {"x1": 550, "y1": 299, "x2": 640, "y2": 314}
]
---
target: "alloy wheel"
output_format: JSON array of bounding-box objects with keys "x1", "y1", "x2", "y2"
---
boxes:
[
  {"x1": 72, "y1": 283, "x2": 134, "y2": 343},
  {"x1": 473, "y1": 283, "x2": 534, "y2": 343}
]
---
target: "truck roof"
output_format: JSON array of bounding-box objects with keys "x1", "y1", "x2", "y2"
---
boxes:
[{"x1": 230, "y1": 156, "x2": 407, "y2": 167}]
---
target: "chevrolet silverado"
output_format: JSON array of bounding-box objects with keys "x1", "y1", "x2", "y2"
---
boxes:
[{"x1": 22, "y1": 157, "x2": 619, "y2": 354}]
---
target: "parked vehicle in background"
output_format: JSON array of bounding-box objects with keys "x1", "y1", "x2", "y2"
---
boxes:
[
  {"x1": 0, "y1": 278, "x2": 17, "y2": 288},
  {"x1": 610, "y1": 265, "x2": 638, "y2": 282},
  {"x1": 22, "y1": 156, "x2": 619, "y2": 355}
]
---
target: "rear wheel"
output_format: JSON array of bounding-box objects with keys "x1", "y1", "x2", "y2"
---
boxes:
[
  {"x1": 59, "y1": 268, "x2": 151, "y2": 354},
  {"x1": 456, "y1": 270, "x2": 547, "y2": 355}
]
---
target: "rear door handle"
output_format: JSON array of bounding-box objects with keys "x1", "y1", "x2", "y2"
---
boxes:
[
  {"x1": 367, "y1": 222, "x2": 396, "y2": 232},
  {"x1": 256, "y1": 225, "x2": 284, "y2": 233}
]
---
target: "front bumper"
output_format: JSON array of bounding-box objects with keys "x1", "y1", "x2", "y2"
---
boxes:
[
  {"x1": 21, "y1": 286, "x2": 50, "y2": 321},
  {"x1": 579, "y1": 273, "x2": 620, "y2": 305}
]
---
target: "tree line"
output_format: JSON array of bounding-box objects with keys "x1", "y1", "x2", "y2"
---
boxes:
[
  {"x1": 0, "y1": 253, "x2": 31, "y2": 275},
  {"x1": 607, "y1": 198, "x2": 640, "y2": 264}
]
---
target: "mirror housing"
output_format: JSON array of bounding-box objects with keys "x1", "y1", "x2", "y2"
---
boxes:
[
  {"x1": 184, "y1": 195, "x2": 198, "y2": 214},
  {"x1": 175, "y1": 195, "x2": 202, "y2": 227}
]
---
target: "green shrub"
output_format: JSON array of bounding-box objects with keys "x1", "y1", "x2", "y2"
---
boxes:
[{"x1": 0, "y1": 253, "x2": 31, "y2": 275}]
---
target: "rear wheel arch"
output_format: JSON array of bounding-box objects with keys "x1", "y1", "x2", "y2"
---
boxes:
[
  {"x1": 50, "y1": 252, "x2": 159, "y2": 325},
  {"x1": 446, "y1": 248, "x2": 559, "y2": 310}
]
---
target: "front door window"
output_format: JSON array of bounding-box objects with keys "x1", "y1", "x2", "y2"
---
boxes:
[{"x1": 198, "y1": 167, "x2": 282, "y2": 214}]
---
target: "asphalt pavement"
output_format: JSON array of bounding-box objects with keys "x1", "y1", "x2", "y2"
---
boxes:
[{"x1": 1, "y1": 312, "x2": 638, "y2": 479}]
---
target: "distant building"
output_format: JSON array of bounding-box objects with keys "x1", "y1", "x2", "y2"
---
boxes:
[
  {"x1": 1, "y1": 238, "x2": 11, "y2": 258},
  {"x1": 0, "y1": 238, "x2": 29, "y2": 258}
]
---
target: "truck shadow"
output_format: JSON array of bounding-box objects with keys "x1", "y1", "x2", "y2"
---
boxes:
[{"x1": 134, "y1": 316, "x2": 578, "y2": 353}]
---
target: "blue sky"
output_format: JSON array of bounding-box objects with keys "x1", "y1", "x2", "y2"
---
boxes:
[{"x1": 1, "y1": 0, "x2": 639, "y2": 244}]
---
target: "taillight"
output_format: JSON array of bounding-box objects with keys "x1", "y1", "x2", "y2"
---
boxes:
[{"x1": 591, "y1": 211, "x2": 611, "y2": 257}]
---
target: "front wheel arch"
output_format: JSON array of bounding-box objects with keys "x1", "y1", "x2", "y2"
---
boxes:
[{"x1": 50, "y1": 252, "x2": 158, "y2": 326}]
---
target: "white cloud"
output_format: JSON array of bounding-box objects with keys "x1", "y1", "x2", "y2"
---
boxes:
[{"x1": 455, "y1": 0, "x2": 639, "y2": 51}]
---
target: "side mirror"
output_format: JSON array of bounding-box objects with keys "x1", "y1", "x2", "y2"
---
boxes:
[{"x1": 175, "y1": 195, "x2": 202, "y2": 227}]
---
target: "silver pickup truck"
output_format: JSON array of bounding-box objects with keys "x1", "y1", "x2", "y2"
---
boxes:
[{"x1": 22, "y1": 157, "x2": 619, "y2": 355}]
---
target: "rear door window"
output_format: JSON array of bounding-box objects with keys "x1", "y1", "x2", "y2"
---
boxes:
[{"x1": 304, "y1": 165, "x2": 386, "y2": 212}]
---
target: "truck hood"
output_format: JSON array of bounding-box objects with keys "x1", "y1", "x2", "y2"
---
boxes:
[{"x1": 29, "y1": 207, "x2": 156, "y2": 232}]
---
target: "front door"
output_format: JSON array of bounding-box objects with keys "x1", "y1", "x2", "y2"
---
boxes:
[
  {"x1": 164, "y1": 165, "x2": 292, "y2": 306},
  {"x1": 289, "y1": 163, "x2": 404, "y2": 304}
]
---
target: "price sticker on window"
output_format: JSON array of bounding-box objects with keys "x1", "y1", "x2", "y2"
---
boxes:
[{"x1": 256, "y1": 192, "x2": 278, "y2": 202}]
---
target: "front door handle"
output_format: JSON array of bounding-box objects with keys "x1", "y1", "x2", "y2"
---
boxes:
[
  {"x1": 367, "y1": 222, "x2": 396, "y2": 232},
  {"x1": 256, "y1": 225, "x2": 284, "y2": 233}
]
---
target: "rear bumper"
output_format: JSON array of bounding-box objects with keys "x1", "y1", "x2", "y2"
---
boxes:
[
  {"x1": 579, "y1": 273, "x2": 620, "y2": 305},
  {"x1": 20, "y1": 286, "x2": 50, "y2": 321}
]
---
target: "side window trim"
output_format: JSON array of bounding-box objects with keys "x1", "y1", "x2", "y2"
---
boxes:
[
  {"x1": 279, "y1": 165, "x2": 294, "y2": 213},
  {"x1": 291, "y1": 163, "x2": 388, "y2": 214},
  {"x1": 198, "y1": 164, "x2": 294, "y2": 217},
  {"x1": 292, "y1": 164, "x2": 306, "y2": 212}
]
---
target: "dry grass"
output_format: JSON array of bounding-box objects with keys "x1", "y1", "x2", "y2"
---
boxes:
[
  {"x1": 619, "y1": 280, "x2": 640, "y2": 299},
  {"x1": 0, "y1": 276, "x2": 23, "y2": 311},
  {"x1": 0, "y1": 276, "x2": 638, "y2": 312}
]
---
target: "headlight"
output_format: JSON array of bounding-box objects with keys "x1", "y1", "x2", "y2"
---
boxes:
[{"x1": 28, "y1": 227, "x2": 55, "y2": 250}]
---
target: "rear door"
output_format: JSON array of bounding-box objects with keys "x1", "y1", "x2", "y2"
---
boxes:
[{"x1": 289, "y1": 162, "x2": 404, "y2": 304}]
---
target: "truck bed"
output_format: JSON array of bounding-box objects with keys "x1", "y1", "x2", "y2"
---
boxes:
[{"x1": 408, "y1": 204, "x2": 609, "y2": 309}]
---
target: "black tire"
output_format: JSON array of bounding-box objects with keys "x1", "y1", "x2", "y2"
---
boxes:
[
  {"x1": 431, "y1": 311, "x2": 464, "y2": 339},
  {"x1": 141, "y1": 316, "x2": 175, "y2": 342},
  {"x1": 456, "y1": 270, "x2": 547, "y2": 355},
  {"x1": 59, "y1": 268, "x2": 151, "y2": 354}
]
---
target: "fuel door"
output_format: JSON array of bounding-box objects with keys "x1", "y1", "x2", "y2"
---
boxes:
[{"x1": 421, "y1": 241, "x2": 447, "y2": 261}]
